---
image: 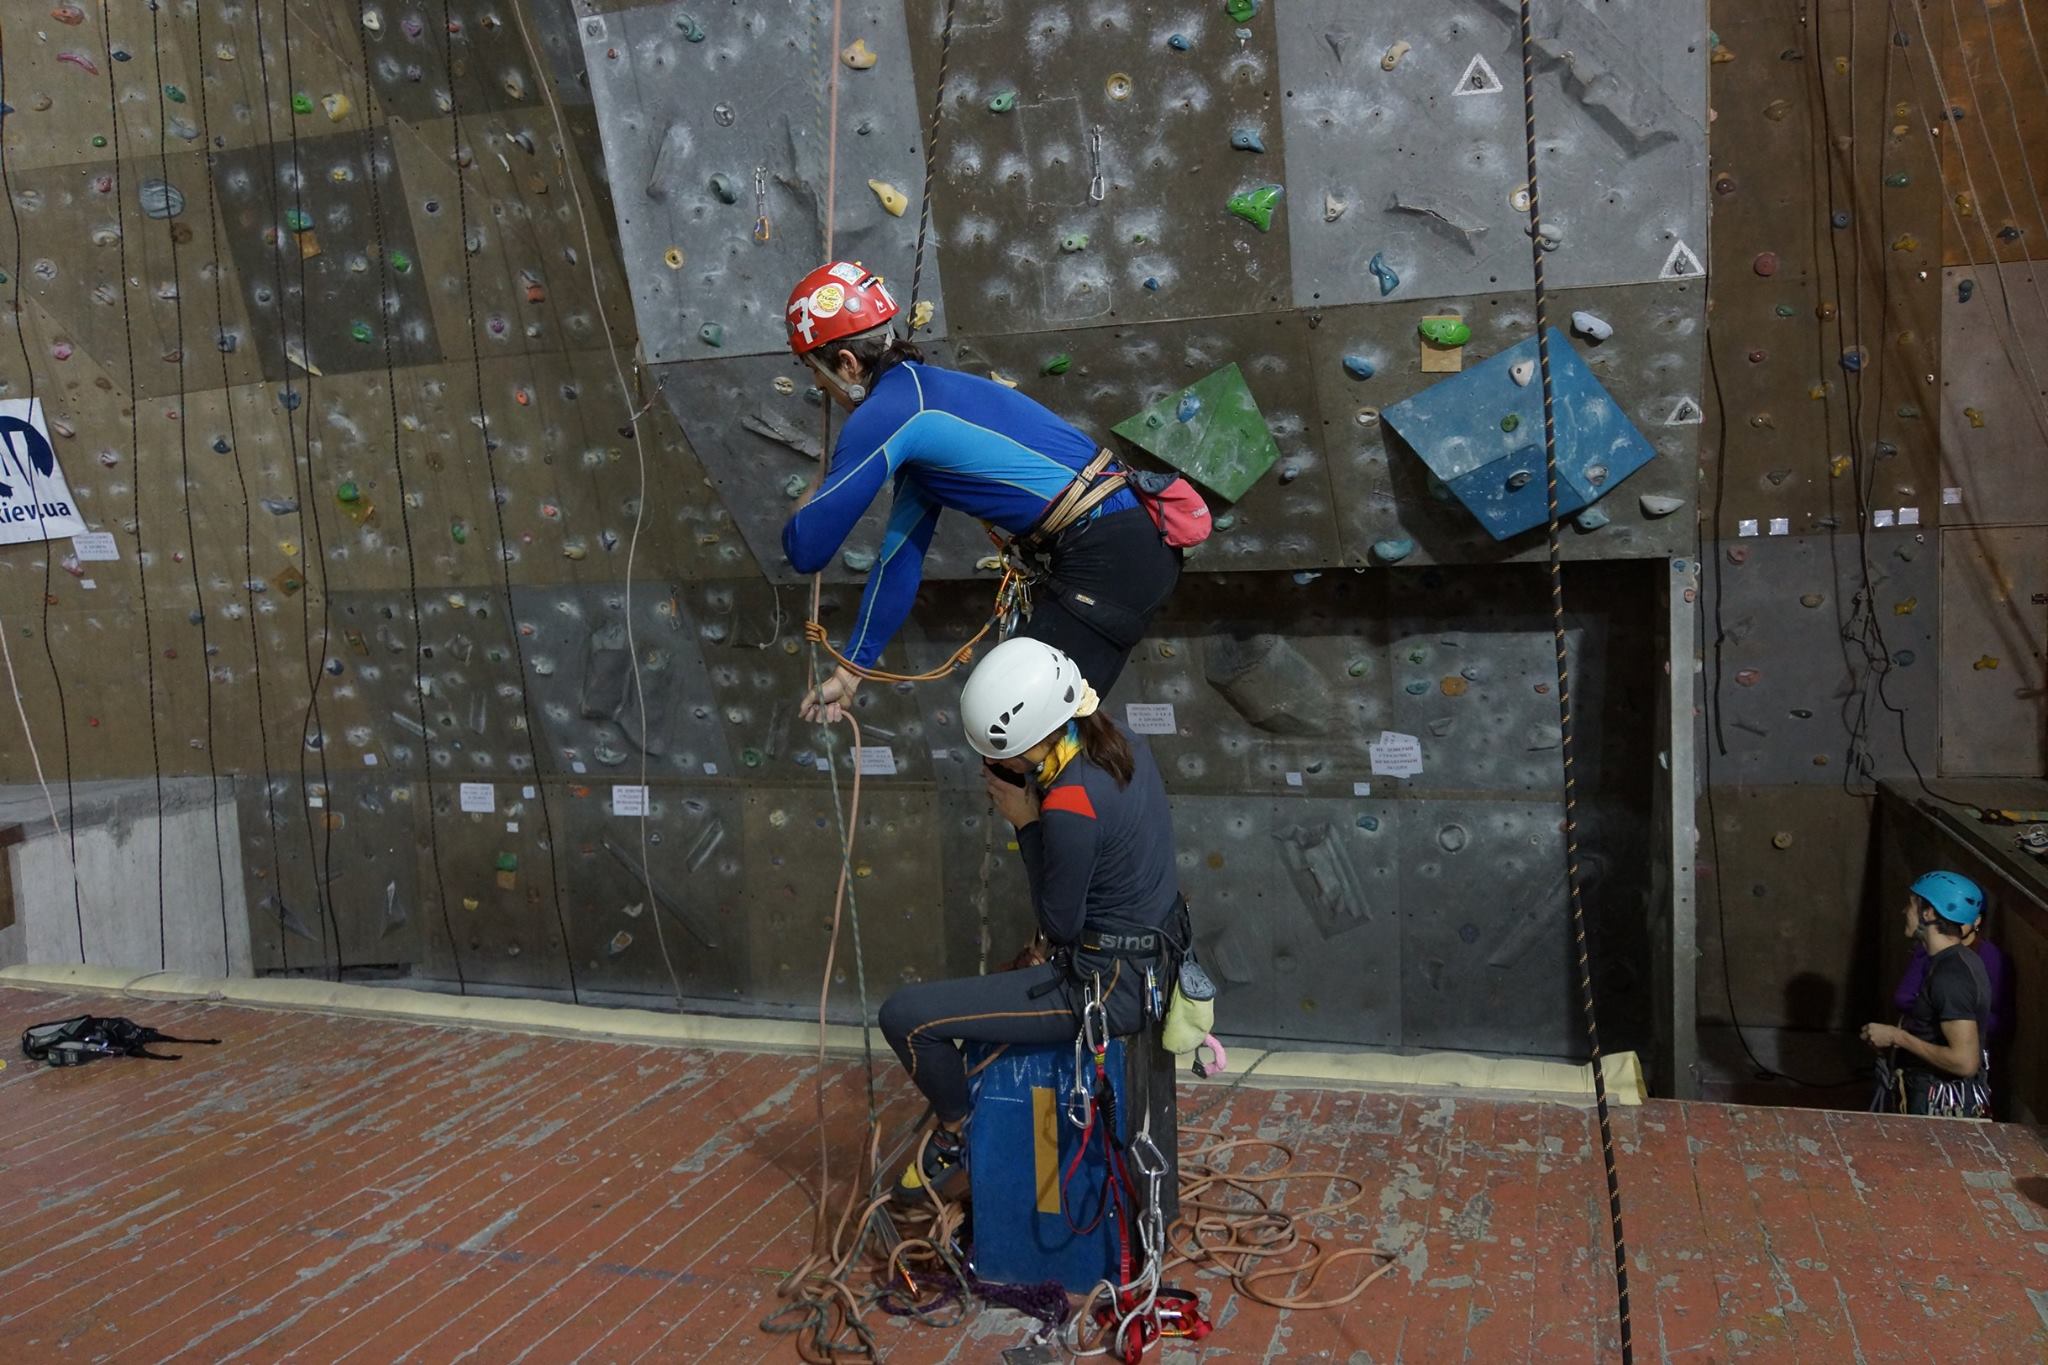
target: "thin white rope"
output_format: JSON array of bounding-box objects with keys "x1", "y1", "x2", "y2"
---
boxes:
[
  {"x1": 0, "y1": 603, "x2": 76, "y2": 929},
  {"x1": 507, "y1": 0, "x2": 684, "y2": 1006}
]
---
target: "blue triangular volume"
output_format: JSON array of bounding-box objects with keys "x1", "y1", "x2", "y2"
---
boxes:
[{"x1": 1381, "y1": 329, "x2": 1656, "y2": 541}]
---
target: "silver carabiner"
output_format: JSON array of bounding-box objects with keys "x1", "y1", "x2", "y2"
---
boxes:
[{"x1": 1067, "y1": 1030, "x2": 1093, "y2": 1127}]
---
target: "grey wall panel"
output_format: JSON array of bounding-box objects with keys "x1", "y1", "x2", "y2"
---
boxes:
[
  {"x1": 1315, "y1": 281, "x2": 1703, "y2": 566},
  {"x1": 357, "y1": 0, "x2": 552, "y2": 124},
  {"x1": 1937, "y1": 526, "x2": 2047, "y2": 777},
  {"x1": 241, "y1": 775, "x2": 425, "y2": 975},
  {"x1": 580, "y1": 1, "x2": 949, "y2": 362},
  {"x1": 1699, "y1": 533, "x2": 1937, "y2": 786},
  {"x1": 906, "y1": 0, "x2": 1292, "y2": 335},
  {"x1": 1940, "y1": 265, "x2": 2048, "y2": 527},
  {"x1": 1276, "y1": 0, "x2": 1707, "y2": 309}
]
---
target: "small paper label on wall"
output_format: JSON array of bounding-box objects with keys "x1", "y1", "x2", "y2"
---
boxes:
[
  {"x1": 72, "y1": 531, "x2": 119, "y2": 561},
  {"x1": 1124, "y1": 702, "x2": 1177, "y2": 735},
  {"x1": 1369, "y1": 730, "x2": 1424, "y2": 778},
  {"x1": 362, "y1": 753, "x2": 379, "y2": 766},
  {"x1": 1353, "y1": 782, "x2": 1372, "y2": 797},
  {"x1": 459, "y1": 782, "x2": 494, "y2": 814},
  {"x1": 1285, "y1": 771, "x2": 1304, "y2": 787},
  {"x1": 1872, "y1": 509, "x2": 1895, "y2": 528},
  {"x1": 702, "y1": 762, "x2": 719, "y2": 776},
  {"x1": 1942, "y1": 487, "x2": 1962, "y2": 505},
  {"x1": 1767, "y1": 517, "x2": 1789, "y2": 536},
  {"x1": 1737, "y1": 518, "x2": 1759, "y2": 537},
  {"x1": 1898, "y1": 506, "x2": 1921, "y2": 526},
  {"x1": 931, "y1": 747, "x2": 952, "y2": 762},
  {"x1": 856, "y1": 746, "x2": 898, "y2": 776},
  {"x1": 612, "y1": 784, "x2": 649, "y2": 817}
]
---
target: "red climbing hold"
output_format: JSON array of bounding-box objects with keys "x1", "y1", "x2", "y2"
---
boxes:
[
  {"x1": 1753, "y1": 251, "x2": 1778, "y2": 277},
  {"x1": 57, "y1": 51, "x2": 100, "y2": 75}
]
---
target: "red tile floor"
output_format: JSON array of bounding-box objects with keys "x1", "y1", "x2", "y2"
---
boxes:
[{"x1": 1, "y1": 986, "x2": 2045, "y2": 1363}]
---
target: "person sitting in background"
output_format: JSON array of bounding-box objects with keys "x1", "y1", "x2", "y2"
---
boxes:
[{"x1": 1860, "y1": 872, "x2": 1993, "y2": 1117}]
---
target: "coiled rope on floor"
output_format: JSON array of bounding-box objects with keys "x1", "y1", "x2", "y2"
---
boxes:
[{"x1": 1516, "y1": 3, "x2": 1633, "y2": 1361}]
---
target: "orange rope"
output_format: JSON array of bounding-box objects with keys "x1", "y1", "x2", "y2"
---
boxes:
[{"x1": 802, "y1": 565, "x2": 1020, "y2": 685}]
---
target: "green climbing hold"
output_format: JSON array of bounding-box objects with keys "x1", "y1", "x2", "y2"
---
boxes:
[
  {"x1": 1060, "y1": 233, "x2": 1089, "y2": 253},
  {"x1": 1227, "y1": 184, "x2": 1282, "y2": 232},
  {"x1": 91, "y1": 135, "x2": 107, "y2": 148},
  {"x1": 1500, "y1": 414, "x2": 1520, "y2": 432},
  {"x1": 389, "y1": 249, "x2": 412, "y2": 272},
  {"x1": 494, "y1": 852, "x2": 518, "y2": 872},
  {"x1": 291, "y1": 92, "x2": 314, "y2": 115},
  {"x1": 988, "y1": 90, "x2": 1017, "y2": 113},
  {"x1": 843, "y1": 548, "x2": 877, "y2": 572},
  {"x1": 285, "y1": 208, "x2": 313, "y2": 232},
  {"x1": 1419, "y1": 318, "x2": 1472, "y2": 346},
  {"x1": 164, "y1": 85, "x2": 187, "y2": 104},
  {"x1": 350, "y1": 321, "x2": 373, "y2": 344},
  {"x1": 1042, "y1": 354, "x2": 1072, "y2": 376},
  {"x1": 782, "y1": 473, "x2": 808, "y2": 499},
  {"x1": 699, "y1": 323, "x2": 724, "y2": 347},
  {"x1": 1224, "y1": 0, "x2": 1261, "y2": 21},
  {"x1": 450, "y1": 520, "x2": 469, "y2": 544},
  {"x1": 1884, "y1": 171, "x2": 1910, "y2": 188},
  {"x1": 742, "y1": 747, "x2": 764, "y2": 767},
  {"x1": 1775, "y1": 304, "x2": 1796, "y2": 318},
  {"x1": 336, "y1": 481, "x2": 361, "y2": 503},
  {"x1": 1213, "y1": 513, "x2": 1237, "y2": 532}
]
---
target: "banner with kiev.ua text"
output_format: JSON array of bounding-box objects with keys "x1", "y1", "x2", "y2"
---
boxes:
[{"x1": 0, "y1": 398, "x2": 86, "y2": 546}]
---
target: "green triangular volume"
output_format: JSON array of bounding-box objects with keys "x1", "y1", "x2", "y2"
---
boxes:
[{"x1": 1109, "y1": 362, "x2": 1280, "y2": 503}]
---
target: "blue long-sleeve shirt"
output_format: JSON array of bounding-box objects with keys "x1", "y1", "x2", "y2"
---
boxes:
[{"x1": 781, "y1": 362, "x2": 1136, "y2": 669}]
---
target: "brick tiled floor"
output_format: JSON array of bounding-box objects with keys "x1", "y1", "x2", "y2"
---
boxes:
[{"x1": 2, "y1": 987, "x2": 2045, "y2": 1362}]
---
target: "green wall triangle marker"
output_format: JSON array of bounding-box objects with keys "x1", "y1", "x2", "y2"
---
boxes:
[{"x1": 1110, "y1": 362, "x2": 1279, "y2": 503}]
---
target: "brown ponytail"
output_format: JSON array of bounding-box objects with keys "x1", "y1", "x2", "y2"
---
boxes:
[{"x1": 1077, "y1": 712, "x2": 1134, "y2": 788}]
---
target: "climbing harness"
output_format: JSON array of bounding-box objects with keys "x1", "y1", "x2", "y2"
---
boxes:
[
  {"x1": 1515, "y1": 2, "x2": 1633, "y2": 1358},
  {"x1": 22, "y1": 1015, "x2": 220, "y2": 1067},
  {"x1": 800, "y1": 561, "x2": 1028, "y2": 685}
]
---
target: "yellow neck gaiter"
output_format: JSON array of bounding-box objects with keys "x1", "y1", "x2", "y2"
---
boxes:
[{"x1": 1035, "y1": 722, "x2": 1083, "y2": 787}]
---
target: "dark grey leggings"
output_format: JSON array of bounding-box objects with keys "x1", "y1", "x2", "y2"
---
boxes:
[{"x1": 878, "y1": 958, "x2": 1149, "y2": 1123}]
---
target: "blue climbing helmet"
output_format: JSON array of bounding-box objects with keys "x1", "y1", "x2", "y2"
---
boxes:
[{"x1": 1910, "y1": 871, "x2": 1985, "y2": 927}]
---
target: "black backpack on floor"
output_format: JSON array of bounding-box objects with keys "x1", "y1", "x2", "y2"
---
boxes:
[{"x1": 21, "y1": 1015, "x2": 220, "y2": 1068}]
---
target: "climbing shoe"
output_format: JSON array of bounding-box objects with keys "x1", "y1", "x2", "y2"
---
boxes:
[{"x1": 893, "y1": 1126, "x2": 969, "y2": 1206}]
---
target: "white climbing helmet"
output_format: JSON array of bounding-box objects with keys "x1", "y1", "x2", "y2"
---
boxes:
[{"x1": 960, "y1": 638, "x2": 1086, "y2": 760}]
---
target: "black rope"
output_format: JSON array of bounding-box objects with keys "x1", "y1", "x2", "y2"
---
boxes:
[
  {"x1": 97, "y1": 0, "x2": 170, "y2": 970},
  {"x1": 249, "y1": 0, "x2": 341, "y2": 976},
  {"x1": 0, "y1": 28, "x2": 87, "y2": 960},
  {"x1": 431, "y1": 3, "x2": 580, "y2": 1000},
  {"x1": 152, "y1": 0, "x2": 231, "y2": 977},
  {"x1": 191, "y1": 0, "x2": 286, "y2": 972},
  {"x1": 350, "y1": 0, "x2": 465, "y2": 993},
  {"x1": 906, "y1": 0, "x2": 959, "y2": 312},
  {"x1": 1515, "y1": 6, "x2": 1631, "y2": 1361}
]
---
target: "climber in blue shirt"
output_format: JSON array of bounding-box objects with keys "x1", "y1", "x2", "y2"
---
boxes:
[{"x1": 779, "y1": 261, "x2": 1183, "y2": 722}]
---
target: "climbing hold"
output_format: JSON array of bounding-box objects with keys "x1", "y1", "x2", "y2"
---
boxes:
[
  {"x1": 1891, "y1": 233, "x2": 1919, "y2": 251},
  {"x1": 1510, "y1": 359, "x2": 1535, "y2": 388},
  {"x1": 1816, "y1": 302, "x2": 1836, "y2": 319},
  {"x1": 1227, "y1": 185, "x2": 1282, "y2": 231},
  {"x1": 842, "y1": 38, "x2": 877, "y2": 70},
  {"x1": 56, "y1": 51, "x2": 100, "y2": 76},
  {"x1": 698, "y1": 323, "x2": 724, "y2": 347},
  {"x1": 1168, "y1": 33, "x2": 1191, "y2": 52},
  {"x1": 1965, "y1": 406, "x2": 1984, "y2": 429},
  {"x1": 349, "y1": 321, "x2": 373, "y2": 344},
  {"x1": 138, "y1": 180, "x2": 185, "y2": 220},
  {"x1": 1176, "y1": 393, "x2": 1201, "y2": 423},
  {"x1": 1368, "y1": 252, "x2": 1400, "y2": 296},
  {"x1": 1440, "y1": 676, "x2": 1468, "y2": 698},
  {"x1": 1382, "y1": 40, "x2": 1411, "y2": 71},
  {"x1": 1831, "y1": 210, "x2": 1851, "y2": 229},
  {"x1": 910, "y1": 299, "x2": 935, "y2": 330},
  {"x1": 1974, "y1": 655, "x2": 1999, "y2": 671},
  {"x1": 675, "y1": 12, "x2": 705, "y2": 41},
  {"x1": 1894, "y1": 650, "x2": 1916, "y2": 667},
  {"x1": 1640, "y1": 495, "x2": 1685, "y2": 518},
  {"x1": 1506, "y1": 470, "x2": 1532, "y2": 490},
  {"x1": 50, "y1": 4, "x2": 84, "y2": 22},
  {"x1": 336, "y1": 481, "x2": 362, "y2": 504},
  {"x1": 1499, "y1": 414, "x2": 1521, "y2": 434},
  {"x1": 1746, "y1": 348, "x2": 1767, "y2": 365},
  {"x1": 868, "y1": 179, "x2": 907, "y2": 216},
  {"x1": 1437, "y1": 823, "x2": 1469, "y2": 852},
  {"x1": 1143, "y1": 277, "x2": 1162, "y2": 291},
  {"x1": 1060, "y1": 233, "x2": 1089, "y2": 253},
  {"x1": 1323, "y1": 193, "x2": 1347, "y2": 223},
  {"x1": 1042, "y1": 354, "x2": 1072, "y2": 376},
  {"x1": 1958, "y1": 279, "x2": 1976, "y2": 303},
  {"x1": 1418, "y1": 318, "x2": 1470, "y2": 346},
  {"x1": 1225, "y1": 0, "x2": 1260, "y2": 21},
  {"x1": 389, "y1": 249, "x2": 412, "y2": 273},
  {"x1": 322, "y1": 92, "x2": 352, "y2": 122},
  {"x1": 1573, "y1": 507, "x2": 1610, "y2": 532},
  {"x1": 1404, "y1": 679, "x2": 1429, "y2": 695},
  {"x1": 1230, "y1": 127, "x2": 1265, "y2": 153},
  {"x1": 991, "y1": 372, "x2": 1020, "y2": 389},
  {"x1": 1570, "y1": 310, "x2": 1613, "y2": 342},
  {"x1": 1370, "y1": 537, "x2": 1414, "y2": 564},
  {"x1": 1884, "y1": 171, "x2": 1910, "y2": 188},
  {"x1": 1893, "y1": 597, "x2": 1917, "y2": 616},
  {"x1": 291, "y1": 92, "x2": 314, "y2": 115},
  {"x1": 1356, "y1": 407, "x2": 1380, "y2": 426},
  {"x1": 1735, "y1": 668, "x2": 1761, "y2": 687},
  {"x1": 1798, "y1": 592, "x2": 1826, "y2": 609},
  {"x1": 1999, "y1": 224, "x2": 2024, "y2": 243},
  {"x1": 1714, "y1": 173, "x2": 1738, "y2": 197},
  {"x1": 1106, "y1": 73, "x2": 1133, "y2": 101},
  {"x1": 1342, "y1": 355, "x2": 1375, "y2": 381},
  {"x1": 1213, "y1": 513, "x2": 1237, "y2": 531},
  {"x1": 843, "y1": 548, "x2": 877, "y2": 572},
  {"x1": 1840, "y1": 348, "x2": 1865, "y2": 373},
  {"x1": 988, "y1": 90, "x2": 1017, "y2": 114},
  {"x1": 1357, "y1": 815, "x2": 1380, "y2": 832},
  {"x1": 1897, "y1": 403, "x2": 1921, "y2": 419},
  {"x1": 1753, "y1": 251, "x2": 1778, "y2": 277},
  {"x1": 163, "y1": 84, "x2": 188, "y2": 104},
  {"x1": 709, "y1": 173, "x2": 738, "y2": 204},
  {"x1": 1772, "y1": 832, "x2": 1795, "y2": 851},
  {"x1": 284, "y1": 207, "x2": 314, "y2": 232}
]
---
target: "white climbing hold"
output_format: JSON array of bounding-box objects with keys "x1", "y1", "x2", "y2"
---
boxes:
[
  {"x1": 1453, "y1": 54, "x2": 1503, "y2": 96},
  {"x1": 1660, "y1": 239, "x2": 1705, "y2": 278},
  {"x1": 1323, "y1": 192, "x2": 1347, "y2": 223},
  {"x1": 1663, "y1": 397, "x2": 1704, "y2": 425},
  {"x1": 1510, "y1": 359, "x2": 1535, "y2": 387},
  {"x1": 1640, "y1": 494, "x2": 1686, "y2": 518},
  {"x1": 1381, "y1": 40, "x2": 1411, "y2": 72},
  {"x1": 1570, "y1": 310, "x2": 1613, "y2": 341}
]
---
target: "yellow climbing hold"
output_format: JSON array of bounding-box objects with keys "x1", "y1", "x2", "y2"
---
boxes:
[
  {"x1": 1808, "y1": 383, "x2": 1830, "y2": 401},
  {"x1": 990, "y1": 371, "x2": 1019, "y2": 389},
  {"x1": 1956, "y1": 193, "x2": 1975, "y2": 219},
  {"x1": 868, "y1": 179, "x2": 907, "y2": 216},
  {"x1": 322, "y1": 92, "x2": 352, "y2": 122},
  {"x1": 1965, "y1": 406, "x2": 1985, "y2": 428},
  {"x1": 1711, "y1": 45, "x2": 1735, "y2": 64},
  {"x1": 842, "y1": 37, "x2": 877, "y2": 69},
  {"x1": 1830, "y1": 454, "x2": 1852, "y2": 478},
  {"x1": 1834, "y1": 55, "x2": 1849, "y2": 74},
  {"x1": 1381, "y1": 40, "x2": 1410, "y2": 71},
  {"x1": 1893, "y1": 597, "x2": 1917, "y2": 616},
  {"x1": 910, "y1": 298, "x2": 934, "y2": 330},
  {"x1": 663, "y1": 246, "x2": 685, "y2": 269},
  {"x1": 1975, "y1": 655, "x2": 2000, "y2": 671},
  {"x1": 1891, "y1": 233, "x2": 1919, "y2": 251}
]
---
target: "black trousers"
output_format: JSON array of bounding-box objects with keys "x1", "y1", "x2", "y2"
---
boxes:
[
  {"x1": 877, "y1": 958, "x2": 1150, "y2": 1124},
  {"x1": 1016, "y1": 507, "x2": 1181, "y2": 695}
]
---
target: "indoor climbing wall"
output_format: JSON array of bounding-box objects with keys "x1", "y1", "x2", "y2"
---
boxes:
[
  {"x1": 0, "y1": 0, "x2": 1713, "y2": 1073},
  {"x1": 1696, "y1": 0, "x2": 2048, "y2": 1051}
]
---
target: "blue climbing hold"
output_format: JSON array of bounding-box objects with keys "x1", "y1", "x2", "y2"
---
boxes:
[
  {"x1": 1958, "y1": 278, "x2": 1976, "y2": 303},
  {"x1": 1371, "y1": 536, "x2": 1415, "y2": 564},
  {"x1": 279, "y1": 388, "x2": 301, "y2": 411},
  {"x1": 1143, "y1": 276, "x2": 1161, "y2": 291},
  {"x1": 212, "y1": 436, "x2": 230, "y2": 454},
  {"x1": 1840, "y1": 349, "x2": 1865, "y2": 373},
  {"x1": 1229, "y1": 127, "x2": 1265, "y2": 153},
  {"x1": 1356, "y1": 814, "x2": 1380, "y2": 832},
  {"x1": 1831, "y1": 210, "x2": 1851, "y2": 229},
  {"x1": 1342, "y1": 354, "x2": 1375, "y2": 381},
  {"x1": 1404, "y1": 679, "x2": 1429, "y2": 695},
  {"x1": 1175, "y1": 392, "x2": 1201, "y2": 422},
  {"x1": 1368, "y1": 252, "x2": 1400, "y2": 297},
  {"x1": 1168, "y1": 33, "x2": 1191, "y2": 51},
  {"x1": 1894, "y1": 649, "x2": 1916, "y2": 666},
  {"x1": 1573, "y1": 506, "x2": 1610, "y2": 532}
]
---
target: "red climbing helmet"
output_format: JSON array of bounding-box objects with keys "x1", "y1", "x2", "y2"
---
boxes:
[{"x1": 785, "y1": 260, "x2": 899, "y2": 356}]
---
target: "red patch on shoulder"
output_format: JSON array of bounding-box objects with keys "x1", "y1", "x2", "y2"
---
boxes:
[{"x1": 1041, "y1": 785, "x2": 1097, "y2": 820}]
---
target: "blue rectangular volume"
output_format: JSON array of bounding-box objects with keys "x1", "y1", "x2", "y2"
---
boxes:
[
  {"x1": 1381, "y1": 328, "x2": 1657, "y2": 541},
  {"x1": 965, "y1": 1040, "x2": 1128, "y2": 1294}
]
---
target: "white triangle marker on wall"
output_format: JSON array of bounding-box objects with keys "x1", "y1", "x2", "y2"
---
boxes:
[
  {"x1": 1660, "y1": 240, "x2": 1705, "y2": 278},
  {"x1": 1664, "y1": 397, "x2": 1704, "y2": 426},
  {"x1": 1452, "y1": 54, "x2": 1504, "y2": 96}
]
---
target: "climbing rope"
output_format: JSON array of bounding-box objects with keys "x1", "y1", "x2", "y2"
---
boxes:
[
  {"x1": 800, "y1": 561, "x2": 1024, "y2": 684},
  {"x1": 1516, "y1": 5, "x2": 1632, "y2": 1361}
]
